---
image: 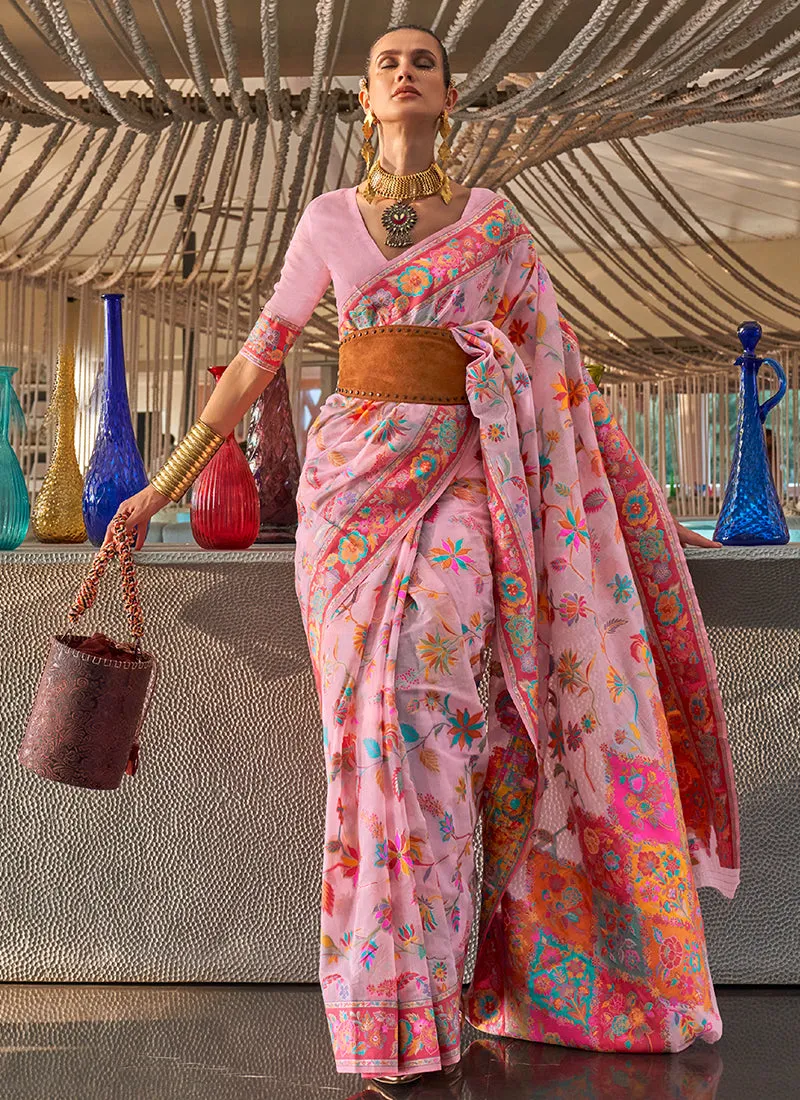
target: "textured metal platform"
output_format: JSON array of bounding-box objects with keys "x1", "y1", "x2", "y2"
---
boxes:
[{"x1": 0, "y1": 543, "x2": 797, "y2": 984}]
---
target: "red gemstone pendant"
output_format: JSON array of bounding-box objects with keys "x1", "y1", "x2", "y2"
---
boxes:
[{"x1": 381, "y1": 200, "x2": 417, "y2": 248}]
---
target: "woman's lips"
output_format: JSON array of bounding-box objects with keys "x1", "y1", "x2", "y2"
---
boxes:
[{"x1": 393, "y1": 89, "x2": 420, "y2": 98}]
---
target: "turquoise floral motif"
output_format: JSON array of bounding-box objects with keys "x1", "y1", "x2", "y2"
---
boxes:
[
  {"x1": 638, "y1": 527, "x2": 668, "y2": 561},
  {"x1": 607, "y1": 573, "x2": 634, "y2": 603},
  {"x1": 430, "y1": 537, "x2": 475, "y2": 573},
  {"x1": 593, "y1": 891, "x2": 648, "y2": 978},
  {"x1": 338, "y1": 530, "x2": 369, "y2": 565},
  {"x1": 654, "y1": 588, "x2": 684, "y2": 626},
  {"x1": 396, "y1": 264, "x2": 433, "y2": 297},
  {"x1": 498, "y1": 571, "x2": 528, "y2": 605},
  {"x1": 351, "y1": 303, "x2": 378, "y2": 328},
  {"x1": 411, "y1": 450, "x2": 439, "y2": 484},
  {"x1": 506, "y1": 612, "x2": 535, "y2": 650},
  {"x1": 482, "y1": 218, "x2": 505, "y2": 242},
  {"x1": 446, "y1": 708, "x2": 485, "y2": 750},
  {"x1": 365, "y1": 415, "x2": 411, "y2": 451},
  {"x1": 436, "y1": 418, "x2": 459, "y2": 453},
  {"x1": 622, "y1": 489, "x2": 651, "y2": 525},
  {"x1": 527, "y1": 932, "x2": 596, "y2": 1032}
]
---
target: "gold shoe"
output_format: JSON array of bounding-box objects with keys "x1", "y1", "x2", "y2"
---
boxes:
[{"x1": 370, "y1": 1072, "x2": 423, "y2": 1084}]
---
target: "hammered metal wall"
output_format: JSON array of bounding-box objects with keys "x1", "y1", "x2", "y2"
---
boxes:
[{"x1": 0, "y1": 545, "x2": 797, "y2": 984}]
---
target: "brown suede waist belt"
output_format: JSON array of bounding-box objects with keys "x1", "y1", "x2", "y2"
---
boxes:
[{"x1": 337, "y1": 325, "x2": 469, "y2": 405}]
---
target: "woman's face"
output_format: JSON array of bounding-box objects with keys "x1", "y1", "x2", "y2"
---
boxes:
[{"x1": 360, "y1": 29, "x2": 456, "y2": 125}]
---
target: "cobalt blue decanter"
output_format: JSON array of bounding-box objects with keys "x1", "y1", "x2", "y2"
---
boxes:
[
  {"x1": 82, "y1": 294, "x2": 148, "y2": 546},
  {"x1": 714, "y1": 321, "x2": 789, "y2": 546}
]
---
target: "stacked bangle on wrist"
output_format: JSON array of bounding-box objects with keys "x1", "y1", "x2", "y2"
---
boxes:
[{"x1": 150, "y1": 419, "x2": 226, "y2": 502}]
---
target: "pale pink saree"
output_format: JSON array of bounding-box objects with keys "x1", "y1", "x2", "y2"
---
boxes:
[{"x1": 240, "y1": 188, "x2": 740, "y2": 1078}]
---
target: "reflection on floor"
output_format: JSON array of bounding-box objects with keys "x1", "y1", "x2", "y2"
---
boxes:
[{"x1": 0, "y1": 984, "x2": 795, "y2": 1099}]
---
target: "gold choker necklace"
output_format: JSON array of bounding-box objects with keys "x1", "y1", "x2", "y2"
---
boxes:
[{"x1": 363, "y1": 160, "x2": 452, "y2": 249}]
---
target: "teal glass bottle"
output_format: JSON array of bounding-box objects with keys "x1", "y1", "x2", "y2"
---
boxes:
[{"x1": 0, "y1": 365, "x2": 30, "y2": 550}]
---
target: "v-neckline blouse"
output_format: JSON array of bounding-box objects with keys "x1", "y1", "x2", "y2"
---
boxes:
[
  {"x1": 348, "y1": 184, "x2": 483, "y2": 269},
  {"x1": 250, "y1": 184, "x2": 498, "y2": 335}
]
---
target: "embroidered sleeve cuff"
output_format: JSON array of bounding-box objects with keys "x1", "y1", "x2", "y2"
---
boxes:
[{"x1": 240, "y1": 307, "x2": 302, "y2": 372}]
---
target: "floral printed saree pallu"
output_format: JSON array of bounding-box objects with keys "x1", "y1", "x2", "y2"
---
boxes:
[{"x1": 291, "y1": 196, "x2": 740, "y2": 1077}]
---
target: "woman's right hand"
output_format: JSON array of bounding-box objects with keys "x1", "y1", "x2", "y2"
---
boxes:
[{"x1": 104, "y1": 484, "x2": 171, "y2": 551}]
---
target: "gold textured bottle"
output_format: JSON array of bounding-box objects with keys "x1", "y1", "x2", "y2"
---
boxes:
[{"x1": 31, "y1": 297, "x2": 87, "y2": 543}]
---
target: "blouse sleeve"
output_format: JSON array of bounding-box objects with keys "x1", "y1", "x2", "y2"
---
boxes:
[{"x1": 239, "y1": 199, "x2": 332, "y2": 372}]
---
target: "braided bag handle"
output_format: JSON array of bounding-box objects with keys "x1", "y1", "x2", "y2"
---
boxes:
[{"x1": 66, "y1": 517, "x2": 145, "y2": 650}]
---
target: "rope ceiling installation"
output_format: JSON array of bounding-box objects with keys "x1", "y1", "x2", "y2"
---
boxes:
[{"x1": 0, "y1": 0, "x2": 798, "y2": 382}]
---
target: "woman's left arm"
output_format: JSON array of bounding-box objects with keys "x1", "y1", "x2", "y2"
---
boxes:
[{"x1": 673, "y1": 522, "x2": 722, "y2": 549}]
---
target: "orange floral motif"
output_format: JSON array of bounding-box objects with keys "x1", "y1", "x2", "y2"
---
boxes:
[{"x1": 552, "y1": 372, "x2": 589, "y2": 410}]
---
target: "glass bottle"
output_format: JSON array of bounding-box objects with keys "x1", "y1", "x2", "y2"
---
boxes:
[
  {"x1": 714, "y1": 321, "x2": 789, "y2": 545},
  {"x1": 0, "y1": 365, "x2": 30, "y2": 550},
  {"x1": 246, "y1": 363, "x2": 300, "y2": 543},
  {"x1": 190, "y1": 364, "x2": 260, "y2": 550},
  {"x1": 32, "y1": 297, "x2": 87, "y2": 543},
  {"x1": 82, "y1": 293, "x2": 148, "y2": 546}
]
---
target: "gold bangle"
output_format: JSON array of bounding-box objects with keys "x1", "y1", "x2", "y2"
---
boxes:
[{"x1": 150, "y1": 419, "x2": 226, "y2": 502}]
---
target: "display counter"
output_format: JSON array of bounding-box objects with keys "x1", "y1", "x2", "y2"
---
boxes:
[{"x1": 0, "y1": 542, "x2": 798, "y2": 985}]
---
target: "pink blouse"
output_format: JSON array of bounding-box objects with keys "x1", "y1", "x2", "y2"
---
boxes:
[{"x1": 239, "y1": 185, "x2": 496, "y2": 371}]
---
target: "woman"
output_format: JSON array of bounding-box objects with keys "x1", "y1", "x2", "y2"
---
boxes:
[{"x1": 112, "y1": 24, "x2": 740, "y2": 1088}]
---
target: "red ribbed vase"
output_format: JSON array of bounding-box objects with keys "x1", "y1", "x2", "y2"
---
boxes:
[{"x1": 190, "y1": 365, "x2": 260, "y2": 550}]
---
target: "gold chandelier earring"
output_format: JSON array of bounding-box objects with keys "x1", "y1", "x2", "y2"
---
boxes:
[
  {"x1": 361, "y1": 108, "x2": 376, "y2": 170},
  {"x1": 437, "y1": 107, "x2": 452, "y2": 203},
  {"x1": 438, "y1": 107, "x2": 451, "y2": 167}
]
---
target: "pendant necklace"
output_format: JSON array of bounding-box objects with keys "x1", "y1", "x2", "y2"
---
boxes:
[
  {"x1": 363, "y1": 160, "x2": 452, "y2": 249},
  {"x1": 381, "y1": 199, "x2": 418, "y2": 249}
]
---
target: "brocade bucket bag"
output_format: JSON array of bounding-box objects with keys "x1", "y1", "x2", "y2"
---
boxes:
[{"x1": 18, "y1": 518, "x2": 157, "y2": 790}]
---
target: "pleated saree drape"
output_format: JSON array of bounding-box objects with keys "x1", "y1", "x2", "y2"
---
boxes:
[{"x1": 249, "y1": 193, "x2": 739, "y2": 1079}]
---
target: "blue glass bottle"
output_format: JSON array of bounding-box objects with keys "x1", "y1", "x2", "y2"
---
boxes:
[
  {"x1": 0, "y1": 365, "x2": 30, "y2": 550},
  {"x1": 82, "y1": 294, "x2": 148, "y2": 546},
  {"x1": 714, "y1": 321, "x2": 789, "y2": 546}
]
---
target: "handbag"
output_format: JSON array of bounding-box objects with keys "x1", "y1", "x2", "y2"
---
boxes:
[{"x1": 19, "y1": 517, "x2": 158, "y2": 790}]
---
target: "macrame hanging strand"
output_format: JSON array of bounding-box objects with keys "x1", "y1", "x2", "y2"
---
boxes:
[
  {"x1": 73, "y1": 130, "x2": 160, "y2": 286},
  {"x1": 28, "y1": 129, "x2": 137, "y2": 278},
  {"x1": 145, "y1": 121, "x2": 220, "y2": 289},
  {"x1": 184, "y1": 118, "x2": 243, "y2": 286},
  {"x1": 7, "y1": 129, "x2": 118, "y2": 274},
  {"x1": 576, "y1": 145, "x2": 800, "y2": 339},
  {"x1": 389, "y1": 2, "x2": 412, "y2": 24},
  {"x1": 175, "y1": 0, "x2": 228, "y2": 123},
  {"x1": 99, "y1": 122, "x2": 186, "y2": 288},
  {"x1": 111, "y1": 0, "x2": 194, "y2": 121},
  {"x1": 220, "y1": 108, "x2": 268, "y2": 293},
  {"x1": 84, "y1": 0, "x2": 151, "y2": 82},
  {"x1": 242, "y1": 106, "x2": 291, "y2": 294},
  {"x1": 294, "y1": 0, "x2": 336, "y2": 138},
  {"x1": 27, "y1": 0, "x2": 161, "y2": 131},
  {"x1": 0, "y1": 126, "x2": 96, "y2": 267}
]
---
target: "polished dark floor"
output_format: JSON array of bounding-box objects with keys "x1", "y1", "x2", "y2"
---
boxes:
[{"x1": 0, "y1": 984, "x2": 795, "y2": 1099}]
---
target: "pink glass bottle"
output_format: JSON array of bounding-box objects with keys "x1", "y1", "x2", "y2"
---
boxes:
[{"x1": 190, "y1": 365, "x2": 260, "y2": 550}]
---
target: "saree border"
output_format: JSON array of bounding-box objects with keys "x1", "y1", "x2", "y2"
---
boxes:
[
  {"x1": 579, "y1": 343, "x2": 740, "y2": 877},
  {"x1": 339, "y1": 195, "x2": 528, "y2": 337}
]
